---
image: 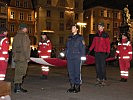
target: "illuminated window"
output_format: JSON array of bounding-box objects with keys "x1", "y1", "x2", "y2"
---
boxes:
[
  {"x1": 59, "y1": 23, "x2": 64, "y2": 31},
  {"x1": 28, "y1": 14, "x2": 32, "y2": 21},
  {"x1": 20, "y1": 12, "x2": 24, "y2": 20},
  {"x1": 60, "y1": 12, "x2": 64, "y2": 18},
  {"x1": 10, "y1": 24, "x2": 15, "y2": 32},
  {"x1": 10, "y1": 11, "x2": 15, "y2": 19}
]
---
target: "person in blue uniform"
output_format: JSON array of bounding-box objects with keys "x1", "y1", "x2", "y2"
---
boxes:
[{"x1": 66, "y1": 24, "x2": 86, "y2": 93}]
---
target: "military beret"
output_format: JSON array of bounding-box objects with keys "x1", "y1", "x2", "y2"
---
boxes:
[{"x1": 19, "y1": 23, "x2": 27, "y2": 29}]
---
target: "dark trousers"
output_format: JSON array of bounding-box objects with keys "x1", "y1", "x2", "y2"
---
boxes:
[
  {"x1": 95, "y1": 52, "x2": 106, "y2": 80},
  {"x1": 67, "y1": 58, "x2": 82, "y2": 85}
]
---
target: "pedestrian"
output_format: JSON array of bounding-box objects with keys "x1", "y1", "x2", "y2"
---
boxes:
[
  {"x1": 38, "y1": 32, "x2": 52, "y2": 79},
  {"x1": 0, "y1": 27, "x2": 9, "y2": 81},
  {"x1": 88, "y1": 22, "x2": 110, "y2": 87},
  {"x1": 115, "y1": 32, "x2": 132, "y2": 82},
  {"x1": 66, "y1": 24, "x2": 86, "y2": 93},
  {"x1": 12, "y1": 23, "x2": 30, "y2": 93}
]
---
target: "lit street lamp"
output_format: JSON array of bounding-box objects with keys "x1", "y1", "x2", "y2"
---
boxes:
[{"x1": 77, "y1": 22, "x2": 87, "y2": 34}]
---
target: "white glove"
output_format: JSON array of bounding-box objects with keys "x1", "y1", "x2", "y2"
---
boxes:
[
  {"x1": 81, "y1": 57, "x2": 86, "y2": 61},
  {"x1": 60, "y1": 52, "x2": 65, "y2": 57}
]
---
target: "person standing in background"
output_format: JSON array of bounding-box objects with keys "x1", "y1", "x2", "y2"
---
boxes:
[
  {"x1": 88, "y1": 22, "x2": 110, "y2": 87},
  {"x1": 12, "y1": 23, "x2": 30, "y2": 93},
  {"x1": 38, "y1": 32, "x2": 52, "y2": 79},
  {"x1": 0, "y1": 27, "x2": 9, "y2": 81},
  {"x1": 66, "y1": 24, "x2": 86, "y2": 93}
]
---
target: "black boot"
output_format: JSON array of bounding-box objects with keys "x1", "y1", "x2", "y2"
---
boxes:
[
  {"x1": 120, "y1": 78, "x2": 125, "y2": 82},
  {"x1": 14, "y1": 83, "x2": 21, "y2": 93},
  {"x1": 40, "y1": 75, "x2": 48, "y2": 80},
  {"x1": 20, "y1": 84, "x2": 28, "y2": 93},
  {"x1": 67, "y1": 84, "x2": 75, "y2": 93},
  {"x1": 74, "y1": 84, "x2": 80, "y2": 93}
]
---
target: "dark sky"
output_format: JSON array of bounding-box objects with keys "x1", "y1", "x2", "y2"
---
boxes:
[{"x1": 83, "y1": 0, "x2": 133, "y2": 18}]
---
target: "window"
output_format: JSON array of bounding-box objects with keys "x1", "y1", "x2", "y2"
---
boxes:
[
  {"x1": 0, "y1": 6, "x2": 6, "y2": 14},
  {"x1": 24, "y1": 1, "x2": 28, "y2": 8},
  {"x1": 47, "y1": 10, "x2": 51, "y2": 17},
  {"x1": 60, "y1": 0, "x2": 65, "y2": 6},
  {"x1": 59, "y1": 23, "x2": 64, "y2": 31},
  {"x1": 47, "y1": 0, "x2": 51, "y2": 5},
  {"x1": 10, "y1": 11, "x2": 15, "y2": 19},
  {"x1": 28, "y1": 14, "x2": 32, "y2": 21},
  {"x1": 60, "y1": 12, "x2": 64, "y2": 18},
  {"x1": 114, "y1": 23, "x2": 118, "y2": 28},
  {"x1": 16, "y1": 0, "x2": 20, "y2": 7},
  {"x1": 46, "y1": 22, "x2": 51, "y2": 30},
  {"x1": 20, "y1": 12, "x2": 24, "y2": 20},
  {"x1": 10, "y1": 24, "x2": 15, "y2": 32},
  {"x1": 0, "y1": 20, "x2": 6, "y2": 28},
  {"x1": 93, "y1": 23, "x2": 95, "y2": 30},
  {"x1": 93, "y1": 11, "x2": 95, "y2": 17},
  {"x1": 75, "y1": 13, "x2": 79, "y2": 20},
  {"x1": 107, "y1": 23, "x2": 110, "y2": 29},
  {"x1": 107, "y1": 11, "x2": 110, "y2": 17},
  {"x1": 113, "y1": 12, "x2": 118, "y2": 19},
  {"x1": 28, "y1": 27, "x2": 32, "y2": 34},
  {"x1": 59, "y1": 36, "x2": 64, "y2": 44},
  {"x1": 101, "y1": 10, "x2": 104, "y2": 17},
  {"x1": 75, "y1": 1, "x2": 79, "y2": 9}
]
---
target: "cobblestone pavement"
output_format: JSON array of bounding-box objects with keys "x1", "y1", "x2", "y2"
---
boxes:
[{"x1": 6, "y1": 63, "x2": 133, "y2": 100}]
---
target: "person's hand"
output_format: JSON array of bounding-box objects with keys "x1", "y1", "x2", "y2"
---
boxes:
[{"x1": 81, "y1": 56, "x2": 86, "y2": 61}]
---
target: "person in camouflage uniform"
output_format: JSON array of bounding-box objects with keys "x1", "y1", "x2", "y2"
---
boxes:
[{"x1": 12, "y1": 23, "x2": 30, "y2": 93}]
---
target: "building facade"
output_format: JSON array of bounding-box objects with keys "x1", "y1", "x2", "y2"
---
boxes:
[
  {"x1": 84, "y1": 6, "x2": 122, "y2": 45},
  {"x1": 8, "y1": 0, "x2": 35, "y2": 48},
  {"x1": 0, "y1": 0, "x2": 8, "y2": 28},
  {"x1": 35, "y1": 0, "x2": 83, "y2": 50}
]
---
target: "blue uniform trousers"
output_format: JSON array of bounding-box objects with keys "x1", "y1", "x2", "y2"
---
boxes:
[{"x1": 67, "y1": 58, "x2": 82, "y2": 85}]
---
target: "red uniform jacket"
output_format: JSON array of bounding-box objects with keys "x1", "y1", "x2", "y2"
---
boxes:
[
  {"x1": 89, "y1": 31, "x2": 110, "y2": 53},
  {"x1": 38, "y1": 40, "x2": 52, "y2": 58},
  {"x1": 0, "y1": 35, "x2": 9, "y2": 61},
  {"x1": 115, "y1": 40, "x2": 132, "y2": 60}
]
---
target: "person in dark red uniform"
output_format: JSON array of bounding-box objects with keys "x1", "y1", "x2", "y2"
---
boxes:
[
  {"x1": 115, "y1": 33, "x2": 132, "y2": 82},
  {"x1": 88, "y1": 22, "x2": 110, "y2": 86},
  {"x1": 0, "y1": 27, "x2": 9, "y2": 81},
  {"x1": 38, "y1": 32, "x2": 52, "y2": 79}
]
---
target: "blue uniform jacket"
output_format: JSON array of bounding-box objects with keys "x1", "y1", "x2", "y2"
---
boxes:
[{"x1": 66, "y1": 34, "x2": 85, "y2": 60}]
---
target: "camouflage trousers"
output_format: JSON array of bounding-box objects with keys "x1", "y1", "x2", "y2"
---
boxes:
[{"x1": 14, "y1": 60, "x2": 28, "y2": 84}]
